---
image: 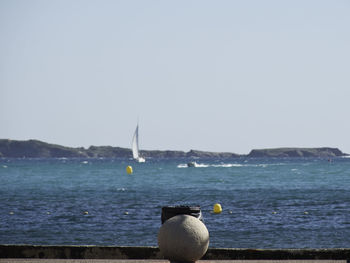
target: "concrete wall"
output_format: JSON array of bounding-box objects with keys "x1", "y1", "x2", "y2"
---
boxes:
[{"x1": 1, "y1": 245, "x2": 350, "y2": 260}]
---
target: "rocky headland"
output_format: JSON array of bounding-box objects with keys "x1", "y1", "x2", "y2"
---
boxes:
[
  {"x1": 246, "y1": 147, "x2": 346, "y2": 158},
  {"x1": 0, "y1": 139, "x2": 347, "y2": 158}
]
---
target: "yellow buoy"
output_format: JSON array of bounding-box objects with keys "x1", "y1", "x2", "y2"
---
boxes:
[
  {"x1": 213, "y1": 203, "x2": 222, "y2": 214},
  {"x1": 126, "y1": 165, "x2": 133, "y2": 174}
]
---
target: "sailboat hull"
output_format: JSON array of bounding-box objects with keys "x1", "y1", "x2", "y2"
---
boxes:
[{"x1": 137, "y1": 157, "x2": 146, "y2": 163}]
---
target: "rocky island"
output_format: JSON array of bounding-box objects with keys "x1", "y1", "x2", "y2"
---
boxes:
[
  {"x1": 0, "y1": 139, "x2": 347, "y2": 158},
  {"x1": 247, "y1": 147, "x2": 345, "y2": 158}
]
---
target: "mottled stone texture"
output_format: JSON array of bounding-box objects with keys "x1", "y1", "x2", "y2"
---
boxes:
[
  {"x1": 158, "y1": 215, "x2": 209, "y2": 262},
  {"x1": 1, "y1": 245, "x2": 350, "y2": 259}
]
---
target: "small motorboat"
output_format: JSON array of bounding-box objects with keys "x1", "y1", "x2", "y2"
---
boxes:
[{"x1": 187, "y1": 161, "x2": 198, "y2": 167}]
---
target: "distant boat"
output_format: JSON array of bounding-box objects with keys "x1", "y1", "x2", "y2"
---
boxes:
[
  {"x1": 132, "y1": 124, "x2": 145, "y2": 163},
  {"x1": 187, "y1": 161, "x2": 198, "y2": 167}
]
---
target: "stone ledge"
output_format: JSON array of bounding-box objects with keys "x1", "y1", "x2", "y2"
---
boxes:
[
  {"x1": 0, "y1": 260, "x2": 348, "y2": 263},
  {"x1": 0, "y1": 245, "x2": 350, "y2": 260}
]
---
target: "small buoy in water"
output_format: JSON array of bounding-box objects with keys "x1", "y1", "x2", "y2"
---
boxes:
[
  {"x1": 9, "y1": 211, "x2": 14, "y2": 215},
  {"x1": 84, "y1": 211, "x2": 89, "y2": 215},
  {"x1": 272, "y1": 211, "x2": 277, "y2": 214},
  {"x1": 126, "y1": 166, "x2": 133, "y2": 174},
  {"x1": 124, "y1": 211, "x2": 129, "y2": 215},
  {"x1": 213, "y1": 203, "x2": 222, "y2": 214},
  {"x1": 304, "y1": 211, "x2": 309, "y2": 215},
  {"x1": 229, "y1": 210, "x2": 233, "y2": 214}
]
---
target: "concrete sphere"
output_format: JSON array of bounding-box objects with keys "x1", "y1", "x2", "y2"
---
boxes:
[{"x1": 158, "y1": 215, "x2": 209, "y2": 262}]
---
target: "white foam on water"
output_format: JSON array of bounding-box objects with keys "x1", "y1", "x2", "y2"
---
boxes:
[
  {"x1": 195, "y1": 163, "x2": 210, "y2": 167},
  {"x1": 177, "y1": 162, "x2": 292, "y2": 169},
  {"x1": 177, "y1": 163, "x2": 209, "y2": 168},
  {"x1": 177, "y1": 163, "x2": 243, "y2": 168},
  {"x1": 212, "y1": 163, "x2": 243, "y2": 167}
]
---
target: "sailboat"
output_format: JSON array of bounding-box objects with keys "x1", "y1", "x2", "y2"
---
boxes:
[{"x1": 132, "y1": 124, "x2": 145, "y2": 163}]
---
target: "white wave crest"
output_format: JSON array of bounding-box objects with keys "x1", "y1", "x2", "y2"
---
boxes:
[
  {"x1": 212, "y1": 164, "x2": 243, "y2": 167},
  {"x1": 177, "y1": 163, "x2": 243, "y2": 168}
]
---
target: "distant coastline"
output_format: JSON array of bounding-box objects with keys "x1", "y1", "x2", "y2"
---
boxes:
[{"x1": 0, "y1": 139, "x2": 348, "y2": 158}]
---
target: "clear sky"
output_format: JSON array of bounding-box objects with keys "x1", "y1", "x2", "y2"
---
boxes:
[{"x1": 1, "y1": 0, "x2": 349, "y2": 154}]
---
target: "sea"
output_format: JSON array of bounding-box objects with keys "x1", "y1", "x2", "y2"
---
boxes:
[{"x1": 0, "y1": 157, "x2": 350, "y2": 249}]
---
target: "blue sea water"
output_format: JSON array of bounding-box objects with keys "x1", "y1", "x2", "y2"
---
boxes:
[{"x1": 0, "y1": 157, "x2": 350, "y2": 248}]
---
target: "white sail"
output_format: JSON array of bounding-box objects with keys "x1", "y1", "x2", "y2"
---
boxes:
[
  {"x1": 132, "y1": 124, "x2": 145, "y2": 162},
  {"x1": 132, "y1": 125, "x2": 140, "y2": 159}
]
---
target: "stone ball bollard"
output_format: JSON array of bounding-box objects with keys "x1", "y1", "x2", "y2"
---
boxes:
[{"x1": 158, "y1": 214, "x2": 209, "y2": 262}]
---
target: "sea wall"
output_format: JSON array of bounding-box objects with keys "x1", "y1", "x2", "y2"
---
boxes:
[{"x1": 1, "y1": 245, "x2": 349, "y2": 260}]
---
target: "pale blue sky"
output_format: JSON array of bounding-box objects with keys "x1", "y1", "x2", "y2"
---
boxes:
[{"x1": 1, "y1": 0, "x2": 349, "y2": 154}]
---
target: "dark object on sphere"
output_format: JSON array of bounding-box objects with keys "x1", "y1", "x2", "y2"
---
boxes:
[{"x1": 161, "y1": 205, "x2": 203, "y2": 224}]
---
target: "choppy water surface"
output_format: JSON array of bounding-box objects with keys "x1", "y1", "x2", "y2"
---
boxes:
[{"x1": 0, "y1": 157, "x2": 350, "y2": 248}]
